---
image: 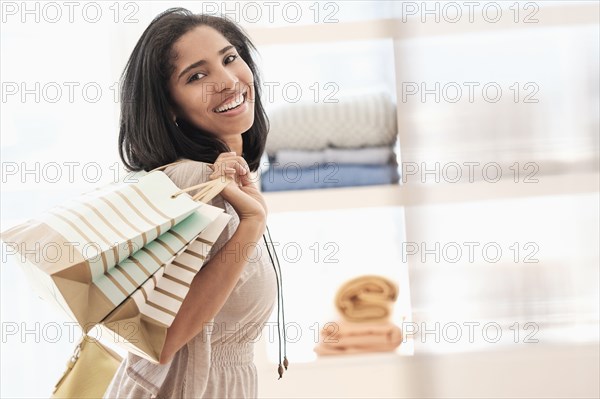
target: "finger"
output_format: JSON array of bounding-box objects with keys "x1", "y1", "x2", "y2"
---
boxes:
[
  {"x1": 211, "y1": 154, "x2": 236, "y2": 169},
  {"x1": 215, "y1": 156, "x2": 242, "y2": 167},
  {"x1": 239, "y1": 171, "x2": 254, "y2": 185},
  {"x1": 216, "y1": 152, "x2": 238, "y2": 161},
  {"x1": 216, "y1": 159, "x2": 247, "y2": 176},
  {"x1": 210, "y1": 166, "x2": 236, "y2": 179},
  {"x1": 208, "y1": 153, "x2": 234, "y2": 171},
  {"x1": 212, "y1": 159, "x2": 235, "y2": 173},
  {"x1": 233, "y1": 156, "x2": 249, "y2": 168},
  {"x1": 217, "y1": 154, "x2": 247, "y2": 165},
  {"x1": 232, "y1": 162, "x2": 248, "y2": 175},
  {"x1": 230, "y1": 157, "x2": 249, "y2": 174}
]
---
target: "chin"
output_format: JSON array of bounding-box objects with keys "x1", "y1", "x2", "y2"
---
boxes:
[{"x1": 238, "y1": 116, "x2": 255, "y2": 132}]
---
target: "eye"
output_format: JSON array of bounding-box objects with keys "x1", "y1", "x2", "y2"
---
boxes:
[
  {"x1": 224, "y1": 54, "x2": 238, "y2": 64},
  {"x1": 187, "y1": 72, "x2": 206, "y2": 83}
]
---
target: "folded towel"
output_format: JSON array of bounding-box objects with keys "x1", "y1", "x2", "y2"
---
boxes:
[
  {"x1": 260, "y1": 163, "x2": 400, "y2": 192},
  {"x1": 266, "y1": 90, "x2": 397, "y2": 155},
  {"x1": 335, "y1": 275, "x2": 398, "y2": 323},
  {"x1": 274, "y1": 146, "x2": 395, "y2": 167},
  {"x1": 314, "y1": 320, "x2": 402, "y2": 356},
  {"x1": 273, "y1": 149, "x2": 325, "y2": 167}
]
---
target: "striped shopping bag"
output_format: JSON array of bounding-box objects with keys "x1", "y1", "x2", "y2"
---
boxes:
[
  {"x1": 97, "y1": 181, "x2": 233, "y2": 362},
  {"x1": 0, "y1": 161, "x2": 231, "y2": 336}
]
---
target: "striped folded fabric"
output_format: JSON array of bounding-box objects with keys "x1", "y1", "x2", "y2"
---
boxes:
[
  {"x1": 273, "y1": 146, "x2": 396, "y2": 167},
  {"x1": 266, "y1": 90, "x2": 398, "y2": 155},
  {"x1": 1, "y1": 166, "x2": 232, "y2": 363}
]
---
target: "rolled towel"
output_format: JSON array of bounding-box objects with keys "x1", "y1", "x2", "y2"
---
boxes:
[
  {"x1": 314, "y1": 320, "x2": 402, "y2": 356},
  {"x1": 335, "y1": 275, "x2": 398, "y2": 322}
]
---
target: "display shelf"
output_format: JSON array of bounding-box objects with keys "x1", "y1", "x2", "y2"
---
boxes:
[
  {"x1": 244, "y1": 3, "x2": 599, "y2": 45},
  {"x1": 262, "y1": 171, "x2": 599, "y2": 212}
]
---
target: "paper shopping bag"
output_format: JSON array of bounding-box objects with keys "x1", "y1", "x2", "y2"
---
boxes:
[
  {"x1": 0, "y1": 169, "x2": 222, "y2": 329},
  {"x1": 51, "y1": 334, "x2": 122, "y2": 399},
  {"x1": 97, "y1": 209, "x2": 231, "y2": 362}
]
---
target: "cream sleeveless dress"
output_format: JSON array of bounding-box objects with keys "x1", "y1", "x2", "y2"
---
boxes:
[{"x1": 103, "y1": 160, "x2": 278, "y2": 399}]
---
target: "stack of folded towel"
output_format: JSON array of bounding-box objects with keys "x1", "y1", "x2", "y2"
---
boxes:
[
  {"x1": 261, "y1": 90, "x2": 400, "y2": 192},
  {"x1": 314, "y1": 275, "x2": 402, "y2": 356}
]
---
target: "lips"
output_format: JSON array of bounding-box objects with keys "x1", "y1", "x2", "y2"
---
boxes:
[{"x1": 214, "y1": 91, "x2": 247, "y2": 113}]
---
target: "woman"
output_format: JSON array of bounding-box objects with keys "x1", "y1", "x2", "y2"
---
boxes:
[{"x1": 104, "y1": 7, "x2": 286, "y2": 399}]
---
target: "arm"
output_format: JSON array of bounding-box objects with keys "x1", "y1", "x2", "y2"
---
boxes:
[
  {"x1": 159, "y1": 217, "x2": 265, "y2": 364},
  {"x1": 159, "y1": 152, "x2": 266, "y2": 364}
]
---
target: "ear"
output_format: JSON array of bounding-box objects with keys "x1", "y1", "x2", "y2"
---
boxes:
[
  {"x1": 168, "y1": 107, "x2": 180, "y2": 128},
  {"x1": 168, "y1": 102, "x2": 180, "y2": 121},
  {"x1": 168, "y1": 108, "x2": 176, "y2": 121}
]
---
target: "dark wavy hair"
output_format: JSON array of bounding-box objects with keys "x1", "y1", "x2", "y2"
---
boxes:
[{"x1": 117, "y1": 7, "x2": 269, "y2": 172}]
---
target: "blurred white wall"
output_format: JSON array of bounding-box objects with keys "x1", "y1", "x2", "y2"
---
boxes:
[{"x1": 1, "y1": 1, "x2": 598, "y2": 398}]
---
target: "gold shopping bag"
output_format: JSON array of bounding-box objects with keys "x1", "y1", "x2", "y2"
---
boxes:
[{"x1": 52, "y1": 335, "x2": 122, "y2": 399}]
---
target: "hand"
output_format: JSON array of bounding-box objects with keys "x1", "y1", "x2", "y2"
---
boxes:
[{"x1": 208, "y1": 152, "x2": 267, "y2": 221}]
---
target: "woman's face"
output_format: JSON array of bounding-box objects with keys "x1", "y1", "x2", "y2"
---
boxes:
[{"x1": 168, "y1": 25, "x2": 255, "y2": 138}]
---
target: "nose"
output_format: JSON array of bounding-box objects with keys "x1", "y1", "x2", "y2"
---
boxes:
[{"x1": 215, "y1": 66, "x2": 239, "y2": 93}]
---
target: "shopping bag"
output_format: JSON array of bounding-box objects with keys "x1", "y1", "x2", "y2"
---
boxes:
[
  {"x1": 93, "y1": 170, "x2": 234, "y2": 362},
  {"x1": 0, "y1": 162, "x2": 230, "y2": 330},
  {"x1": 51, "y1": 334, "x2": 122, "y2": 399},
  {"x1": 98, "y1": 203, "x2": 232, "y2": 362}
]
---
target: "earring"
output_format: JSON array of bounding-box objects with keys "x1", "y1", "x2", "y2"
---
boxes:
[{"x1": 173, "y1": 118, "x2": 179, "y2": 128}]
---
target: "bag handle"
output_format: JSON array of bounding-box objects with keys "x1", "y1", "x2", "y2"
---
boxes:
[
  {"x1": 52, "y1": 335, "x2": 86, "y2": 394},
  {"x1": 153, "y1": 158, "x2": 234, "y2": 204},
  {"x1": 171, "y1": 175, "x2": 235, "y2": 204}
]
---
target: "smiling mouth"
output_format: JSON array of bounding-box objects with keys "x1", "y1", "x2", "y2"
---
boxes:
[{"x1": 214, "y1": 92, "x2": 247, "y2": 113}]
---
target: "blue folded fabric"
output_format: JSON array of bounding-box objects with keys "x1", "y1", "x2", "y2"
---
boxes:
[{"x1": 261, "y1": 163, "x2": 400, "y2": 192}]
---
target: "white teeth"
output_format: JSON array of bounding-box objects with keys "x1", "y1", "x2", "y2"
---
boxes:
[{"x1": 215, "y1": 93, "x2": 245, "y2": 113}]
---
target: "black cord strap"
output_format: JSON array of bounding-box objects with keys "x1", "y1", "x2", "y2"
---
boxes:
[{"x1": 263, "y1": 225, "x2": 288, "y2": 379}]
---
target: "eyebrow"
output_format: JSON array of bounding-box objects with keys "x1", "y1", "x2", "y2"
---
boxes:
[{"x1": 177, "y1": 45, "x2": 235, "y2": 81}]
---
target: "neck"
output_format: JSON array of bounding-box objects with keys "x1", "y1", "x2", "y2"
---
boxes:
[{"x1": 224, "y1": 135, "x2": 244, "y2": 157}]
